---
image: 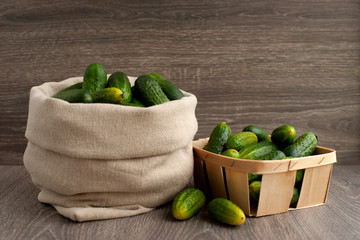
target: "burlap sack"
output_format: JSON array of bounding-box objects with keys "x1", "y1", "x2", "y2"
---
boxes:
[{"x1": 23, "y1": 76, "x2": 198, "y2": 222}]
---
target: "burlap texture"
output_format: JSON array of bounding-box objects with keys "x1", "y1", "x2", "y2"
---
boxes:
[{"x1": 23, "y1": 76, "x2": 198, "y2": 222}]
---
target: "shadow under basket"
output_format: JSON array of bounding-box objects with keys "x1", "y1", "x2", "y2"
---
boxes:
[{"x1": 193, "y1": 138, "x2": 337, "y2": 217}]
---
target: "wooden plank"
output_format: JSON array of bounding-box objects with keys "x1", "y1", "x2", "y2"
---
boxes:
[
  {"x1": 1, "y1": 0, "x2": 359, "y2": 165},
  {"x1": 296, "y1": 165, "x2": 333, "y2": 208},
  {"x1": 193, "y1": 154, "x2": 210, "y2": 198},
  {"x1": 225, "y1": 168, "x2": 251, "y2": 216},
  {"x1": 1, "y1": 165, "x2": 360, "y2": 239},
  {"x1": 256, "y1": 171, "x2": 296, "y2": 216},
  {"x1": 204, "y1": 161, "x2": 227, "y2": 199}
]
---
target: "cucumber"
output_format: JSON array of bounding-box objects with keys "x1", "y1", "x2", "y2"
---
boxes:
[
  {"x1": 93, "y1": 87, "x2": 123, "y2": 104},
  {"x1": 208, "y1": 198, "x2": 246, "y2": 225},
  {"x1": 296, "y1": 169, "x2": 304, "y2": 183},
  {"x1": 107, "y1": 72, "x2": 132, "y2": 103},
  {"x1": 172, "y1": 188, "x2": 205, "y2": 220},
  {"x1": 243, "y1": 125, "x2": 270, "y2": 142},
  {"x1": 238, "y1": 141, "x2": 278, "y2": 160},
  {"x1": 221, "y1": 149, "x2": 240, "y2": 158},
  {"x1": 225, "y1": 132, "x2": 258, "y2": 151},
  {"x1": 203, "y1": 122, "x2": 232, "y2": 154},
  {"x1": 249, "y1": 180, "x2": 261, "y2": 202},
  {"x1": 82, "y1": 63, "x2": 107, "y2": 94},
  {"x1": 271, "y1": 125, "x2": 296, "y2": 149},
  {"x1": 284, "y1": 133, "x2": 317, "y2": 158},
  {"x1": 260, "y1": 150, "x2": 286, "y2": 160},
  {"x1": 52, "y1": 89, "x2": 93, "y2": 103},
  {"x1": 54, "y1": 82, "x2": 83, "y2": 96},
  {"x1": 248, "y1": 173, "x2": 261, "y2": 184},
  {"x1": 122, "y1": 98, "x2": 145, "y2": 107},
  {"x1": 291, "y1": 187, "x2": 299, "y2": 206},
  {"x1": 146, "y1": 72, "x2": 184, "y2": 100},
  {"x1": 134, "y1": 75, "x2": 170, "y2": 106}
]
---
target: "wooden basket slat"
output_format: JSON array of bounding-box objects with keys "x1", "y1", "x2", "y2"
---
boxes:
[
  {"x1": 256, "y1": 171, "x2": 296, "y2": 216},
  {"x1": 204, "y1": 161, "x2": 227, "y2": 199},
  {"x1": 296, "y1": 164, "x2": 333, "y2": 208},
  {"x1": 225, "y1": 168, "x2": 251, "y2": 216},
  {"x1": 193, "y1": 154, "x2": 210, "y2": 198}
]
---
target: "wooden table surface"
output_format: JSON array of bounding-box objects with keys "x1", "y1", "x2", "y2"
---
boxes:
[
  {"x1": 1, "y1": 0, "x2": 359, "y2": 239},
  {"x1": 0, "y1": 164, "x2": 359, "y2": 240}
]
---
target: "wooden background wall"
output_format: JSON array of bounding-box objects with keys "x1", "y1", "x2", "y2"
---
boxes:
[{"x1": 1, "y1": 0, "x2": 359, "y2": 165}]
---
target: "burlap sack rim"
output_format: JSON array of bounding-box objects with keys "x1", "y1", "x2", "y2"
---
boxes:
[{"x1": 25, "y1": 76, "x2": 198, "y2": 160}]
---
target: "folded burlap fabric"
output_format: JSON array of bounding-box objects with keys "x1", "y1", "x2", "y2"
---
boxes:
[{"x1": 23, "y1": 76, "x2": 198, "y2": 222}]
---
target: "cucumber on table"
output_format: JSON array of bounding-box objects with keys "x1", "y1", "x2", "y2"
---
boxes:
[
  {"x1": 208, "y1": 198, "x2": 246, "y2": 225},
  {"x1": 172, "y1": 188, "x2": 205, "y2": 220}
]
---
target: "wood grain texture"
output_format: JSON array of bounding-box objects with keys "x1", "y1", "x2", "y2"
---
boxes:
[
  {"x1": 0, "y1": 165, "x2": 359, "y2": 240},
  {"x1": 0, "y1": 0, "x2": 359, "y2": 164}
]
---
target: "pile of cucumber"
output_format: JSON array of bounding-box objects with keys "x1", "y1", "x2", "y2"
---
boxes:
[
  {"x1": 52, "y1": 63, "x2": 184, "y2": 107},
  {"x1": 204, "y1": 122, "x2": 318, "y2": 207},
  {"x1": 172, "y1": 188, "x2": 246, "y2": 226}
]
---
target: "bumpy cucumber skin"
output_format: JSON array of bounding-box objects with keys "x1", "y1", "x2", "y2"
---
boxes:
[
  {"x1": 271, "y1": 125, "x2": 297, "y2": 149},
  {"x1": 208, "y1": 198, "x2": 246, "y2": 225},
  {"x1": 260, "y1": 150, "x2": 286, "y2": 160},
  {"x1": 134, "y1": 75, "x2": 170, "y2": 106},
  {"x1": 243, "y1": 125, "x2": 270, "y2": 142},
  {"x1": 238, "y1": 142, "x2": 278, "y2": 160},
  {"x1": 249, "y1": 181, "x2": 261, "y2": 202},
  {"x1": 53, "y1": 89, "x2": 93, "y2": 103},
  {"x1": 93, "y1": 87, "x2": 123, "y2": 104},
  {"x1": 226, "y1": 132, "x2": 258, "y2": 151},
  {"x1": 296, "y1": 169, "x2": 304, "y2": 183},
  {"x1": 291, "y1": 187, "x2": 299, "y2": 206},
  {"x1": 82, "y1": 63, "x2": 107, "y2": 94},
  {"x1": 204, "y1": 122, "x2": 232, "y2": 154},
  {"x1": 222, "y1": 149, "x2": 240, "y2": 158},
  {"x1": 107, "y1": 72, "x2": 132, "y2": 103},
  {"x1": 284, "y1": 133, "x2": 317, "y2": 157},
  {"x1": 147, "y1": 72, "x2": 184, "y2": 100},
  {"x1": 172, "y1": 188, "x2": 206, "y2": 220}
]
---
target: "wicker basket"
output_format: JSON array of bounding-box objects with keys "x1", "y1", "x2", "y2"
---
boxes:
[{"x1": 193, "y1": 138, "x2": 337, "y2": 217}]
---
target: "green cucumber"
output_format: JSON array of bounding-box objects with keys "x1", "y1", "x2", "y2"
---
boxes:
[
  {"x1": 284, "y1": 133, "x2": 317, "y2": 158},
  {"x1": 243, "y1": 125, "x2": 270, "y2": 142},
  {"x1": 221, "y1": 149, "x2": 240, "y2": 158},
  {"x1": 238, "y1": 141, "x2": 278, "y2": 160},
  {"x1": 296, "y1": 169, "x2": 304, "y2": 183},
  {"x1": 172, "y1": 188, "x2": 205, "y2": 220},
  {"x1": 291, "y1": 187, "x2": 299, "y2": 206},
  {"x1": 52, "y1": 89, "x2": 93, "y2": 103},
  {"x1": 54, "y1": 82, "x2": 83, "y2": 96},
  {"x1": 203, "y1": 122, "x2": 232, "y2": 154},
  {"x1": 107, "y1": 72, "x2": 132, "y2": 103},
  {"x1": 146, "y1": 72, "x2": 184, "y2": 100},
  {"x1": 226, "y1": 132, "x2": 258, "y2": 151},
  {"x1": 271, "y1": 125, "x2": 296, "y2": 149},
  {"x1": 208, "y1": 198, "x2": 246, "y2": 225},
  {"x1": 260, "y1": 150, "x2": 286, "y2": 160},
  {"x1": 82, "y1": 63, "x2": 107, "y2": 94},
  {"x1": 122, "y1": 97, "x2": 145, "y2": 107},
  {"x1": 134, "y1": 75, "x2": 170, "y2": 106},
  {"x1": 248, "y1": 173, "x2": 261, "y2": 184},
  {"x1": 93, "y1": 87, "x2": 123, "y2": 104},
  {"x1": 249, "y1": 180, "x2": 261, "y2": 202}
]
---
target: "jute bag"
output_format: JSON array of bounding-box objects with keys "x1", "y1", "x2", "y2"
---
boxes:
[{"x1": 23, "y1": 76, "x2": 198, "y2": 222}]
